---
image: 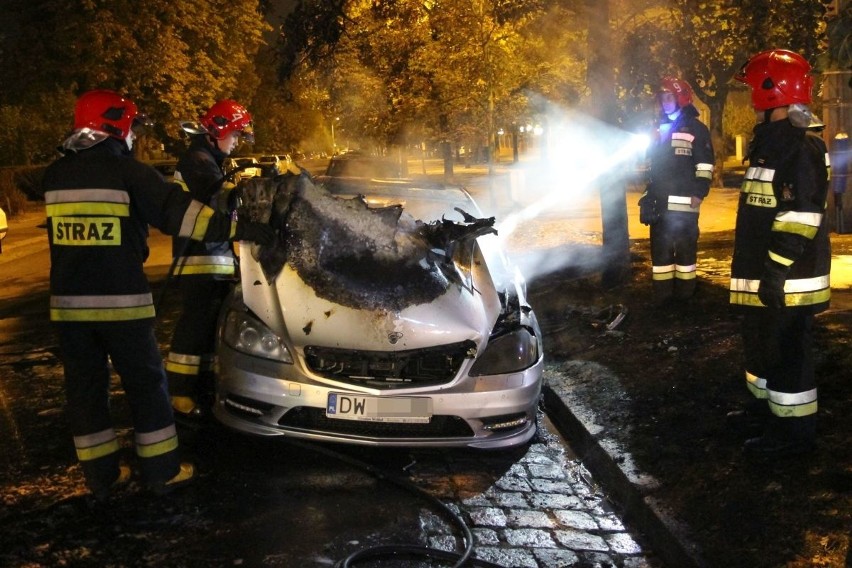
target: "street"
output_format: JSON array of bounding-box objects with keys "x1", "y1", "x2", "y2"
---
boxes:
[{"x1": 3, "y1": 157, "x2": 851, "y2": 567}]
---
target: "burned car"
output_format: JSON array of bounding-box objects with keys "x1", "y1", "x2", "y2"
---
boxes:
[{"x1": 213, "y1": 172, "x2": 543, "y2": 449}]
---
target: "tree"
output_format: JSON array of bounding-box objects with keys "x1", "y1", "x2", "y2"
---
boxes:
[
  {"x1": 618, "y1": 0, "x2": 827, "y2": 181},
  {"x1": 277, "y1": 0, "x2": 585, "y2": 175},
  {"x1": 0, "y1": 0, "x2": 269, "y2": 161},
  {"x1": 822, "y1": 1, "x2": 852, "y2": 69},
  {"x1": 249, "y1": 47, "x2": 322, "y2": 154}
]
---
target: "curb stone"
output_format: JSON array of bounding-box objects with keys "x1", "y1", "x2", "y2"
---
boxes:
[{"x1": 542, "y1": 366, "x2": 709, "y2": 568}]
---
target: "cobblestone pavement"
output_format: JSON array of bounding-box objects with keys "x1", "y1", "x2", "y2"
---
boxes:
[{"x1": 405, "y1": 415, "x2": 658, "y2": 567}]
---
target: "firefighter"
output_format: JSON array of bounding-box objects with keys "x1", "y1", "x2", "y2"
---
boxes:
[
  {"x1": 640, "y1": 77, "x2": 715, "y2": 305},
  {"x1": 731, "y1": 50, "x2": 830, "y2": 458},
  {"x1": 165, "y1": 99, "x2": 255, "y2": 420},
  {"x1": 42, "y1": 89, "x2": 274, "y2": 500}
]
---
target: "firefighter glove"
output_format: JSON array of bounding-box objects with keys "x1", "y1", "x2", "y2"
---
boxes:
[
  {"x1": 638, "y1": 191, "x2": 660, "y2": 226},
  {"x1": 757, "y1": 259, "x2": 789, "y2": 309},
  {"x1": 234, "y1": 220, "x2": 275, "y2": 246}
]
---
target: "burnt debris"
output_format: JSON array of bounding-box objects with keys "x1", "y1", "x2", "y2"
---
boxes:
[{"x1": 236, "y1": 172, "x2": 496, "y2": 311}]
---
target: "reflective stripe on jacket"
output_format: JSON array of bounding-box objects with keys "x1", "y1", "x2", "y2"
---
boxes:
[
  {"x1": 171, "y1": 136, "x2": 236, "y2": 277},
  {"x1": 42, "y1": 138, "x2": 237, "y2": 322},
  {"x1": 730, "y1": 120, "x2": 831, "y2": 312},
  {"x1": 647, "y1": 104, "x2": 715, "y2": 203}
]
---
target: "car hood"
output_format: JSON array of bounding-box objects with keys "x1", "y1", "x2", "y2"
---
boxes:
[
  {"x1": 232, "y1": 172, "x2": 521, "y2": 354},
  {"x1": 238, "y1": 239, "x2": 503, "y2": 353}
]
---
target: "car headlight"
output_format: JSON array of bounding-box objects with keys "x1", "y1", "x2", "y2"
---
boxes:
[
  {"x1": 468, "y1": 328, "x2": 539, "y2": 376},
  {"x1": 222, "y1": 309, "x2": 293, "y2": 364}
]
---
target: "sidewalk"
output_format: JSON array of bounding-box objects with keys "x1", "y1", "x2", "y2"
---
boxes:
[{"x1": 0, "y1": 203, "x2": 48, "y2": 252}]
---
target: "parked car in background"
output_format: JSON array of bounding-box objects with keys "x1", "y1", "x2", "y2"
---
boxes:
[
  {"x1": 324, "y1": 151, "x2": 403, "y2": 179},
  {"x1": 257, "y1": 154, "x2": 281, "y2": 177},
  {"x1": 225, "y1": 157, "x2": 262, "y2": 182},
  {"x1": 213, "y1": 175, "x2": 544, "y2": 450}
]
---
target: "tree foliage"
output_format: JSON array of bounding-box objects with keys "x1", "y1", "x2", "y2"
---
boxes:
[
  {"x1": 277, "y1": 0, "x2": 586, "y2": 160},
  {"x1": 0, "y1": 0, "x2": 270, "y2": 161},
  {"x1": 618, "y1": 0, "x2": 828, "y2": 172},
  {"x1": 821, "y1": 2, "x2": 852, "y2": 69},
  {"x1": 0, "y1": 0, "x2": 839, "y2": 169}
]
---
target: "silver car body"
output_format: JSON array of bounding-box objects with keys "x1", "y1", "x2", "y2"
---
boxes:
[
  {"x1": 213, "y1": 178, "x2": 544, "y2": 449},
  {"x1": 225, "y1": 157, "x2": 262, "y2": 181}
]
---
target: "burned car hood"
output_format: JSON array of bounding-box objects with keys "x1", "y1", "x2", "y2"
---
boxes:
[
  {"x1": 236, "y1": 173, "x2": 512, "y2": 352},
  {"x1": 239, "y1": 244, "x2": 503, "y2": 352}
]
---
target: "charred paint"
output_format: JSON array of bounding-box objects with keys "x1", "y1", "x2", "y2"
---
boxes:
[{"x1": 237, "y1": 172, "x2": 496, "y2": 312}]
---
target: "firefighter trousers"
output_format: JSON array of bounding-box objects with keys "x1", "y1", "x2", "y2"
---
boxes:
[
  {"x1": 166, "y1": 277, "x2": 232, "y2": 404},
  {"x1": 741, "y1": 308, "x2": 818, "y2": 442},
  {"x1": 650, "y1": 210, "x2": 699, "y2": 303},
  {"x1": 56, "y1": 320, "x2": 181, "y2": 493}
]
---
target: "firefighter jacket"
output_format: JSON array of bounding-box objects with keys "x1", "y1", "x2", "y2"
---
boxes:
[
  {"x1": 730, "y1": 118, "x2": 831, "y2": 313},
  {"x1": 646, "y1": 104, "x2": 714, "y2": 212},
  {"x1": 43, "y1": 137, "x2": 238, "y2": 323},
  {"x1": 171, "y1": 135, "x2": 236, "y2": 278}
]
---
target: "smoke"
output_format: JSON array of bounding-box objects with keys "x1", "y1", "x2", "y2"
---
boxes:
[{"x1": 468, "y1": 110, "x2": 649, "y2": 282}]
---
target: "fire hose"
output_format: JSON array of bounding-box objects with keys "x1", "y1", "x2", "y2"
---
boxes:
[{"x1": 287, "y1": 439, "x2": 510, "y2": 568}]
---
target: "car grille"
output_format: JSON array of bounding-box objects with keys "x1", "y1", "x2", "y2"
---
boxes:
[
  {"x1": 278, "y1": 406, "x2": 475, "y2": 439},
  {"x1": 303, "y1": 340, "x2": 476, "y2": 389}
]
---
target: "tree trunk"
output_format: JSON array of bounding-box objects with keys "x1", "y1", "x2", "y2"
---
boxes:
[
  {"x1": 706, "y1": 89, "x2": 728, "y2": 188},
  {"x1": 585, "y1": 0, "x2": 630, "y2": 289}
]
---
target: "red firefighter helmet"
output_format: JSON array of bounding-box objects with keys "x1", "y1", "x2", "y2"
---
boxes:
[
  {"x1": 735, "y1": 49, "x2": 813, "y2": 111},
  {"x1": 74, "y1": 89, "x2": 148, "y2": 139},
  {"x1": 200, "y1": 99, "x2": 254, "y2": 142},
  {"x1": 659, "y1": 77, "x2": 693, "y2": 107}
]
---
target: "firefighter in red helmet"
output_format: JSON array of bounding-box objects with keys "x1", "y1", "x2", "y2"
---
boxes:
[
  {"x1": 730, "y1": 50, "x2": 830, "y2": 457},
  {"x1": 639, "y1": 77, "x2": 715, "y2": 305},
  {"x1": 166, "y1": 99, "x2": 257, "y2": 420},
  {"x1": 42, "y1": 90, "x2": 273, "y2": 501}
]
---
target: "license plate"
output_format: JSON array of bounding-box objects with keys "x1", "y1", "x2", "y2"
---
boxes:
[{"x1": 326, "y1": 393, "x2": 432, "y2": 423}]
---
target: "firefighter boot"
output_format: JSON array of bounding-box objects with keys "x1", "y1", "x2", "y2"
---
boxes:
[
  {"x1": 149, "y1": 462, "x2": 195, "y2": 496},
  {"x1": 90, "y1": 464, "x2": 132, "y2": 503},
  {"x1": 171, "y1": 395, "x2": 205, "y2": 425},
  {"x1": 725, "y1": 398, "x2": 771, "y2": 438},
  {"x1": 744, "y1": 415, "x2": 816, "y2": 459},
  {"x1": 652, "y1": 279, "x2": 674, "y2": 307},
  {"x1": 673, "y1": 276, "x2": 696, "y2": 301},
  {"x1": 172, "y1": 395, "x2": 198, "y2": 414}
]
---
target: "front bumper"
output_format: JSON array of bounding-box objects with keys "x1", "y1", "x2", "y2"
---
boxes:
[{"x1": 213, "y1": 343, "x2": 543, "y2": 450}]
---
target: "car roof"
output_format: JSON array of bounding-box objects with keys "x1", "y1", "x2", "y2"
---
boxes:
[{"x1": 324, "y1": 154, "x2": 402, "y2": 178}]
